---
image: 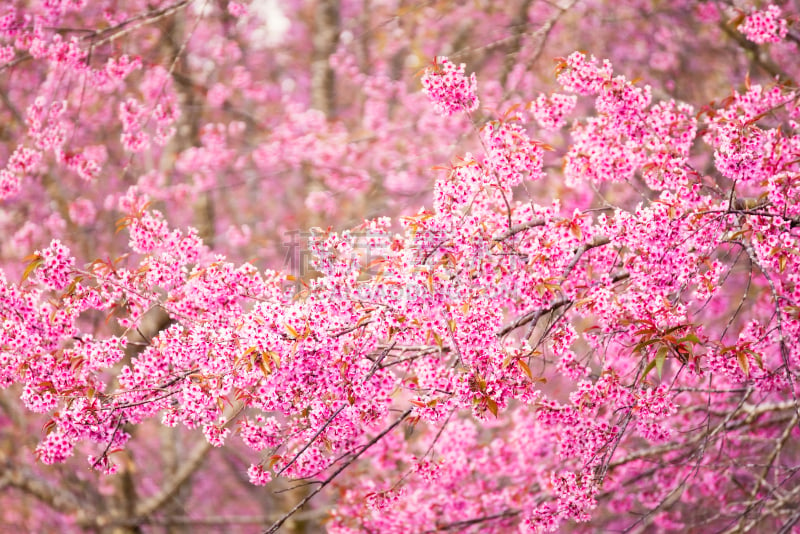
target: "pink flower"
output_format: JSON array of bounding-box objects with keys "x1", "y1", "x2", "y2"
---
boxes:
[
  {"x1": 421, "y1": 56, "x2": 479, "y2": 116},
  {"x1": 247, "y1": 464, "x2": 273, "y2": 486},
  {"x1": 33, "y1": 239, "x2": 74, "y2": 291},
  {"x1": 741, "y1": 5, "x2": 788, "y2": 44},
  {"x1": 530, "y1": 93, "x2": 577, "y2": 130}
]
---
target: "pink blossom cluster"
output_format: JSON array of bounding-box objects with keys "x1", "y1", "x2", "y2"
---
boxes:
[
  {"x1": 740, "y1": 5, "x2": 788, "y2": 44},
  {"x1": 33, "y1": 239, "x2": 74, "y2": 291},
  {"x1": 556, "y1": 52, "x2": 613, "y2": 95},
  {"x1": 481, "y1": 119, "x2": 546, "y2": 187},
  {"x1": 2, "y1": 1, "x2": 800, "y2": 532},
  {"x1": 420, "y1": 56, "x2": 480, "y2": 116},
  {"x1": 5, "y1": 62, "x2": 800, "y2": 530},
  {"x1": 530, "y1": 92, "x2": 577, "y2": 130},
  {"x1": 1, "y1": 145, "x2": 41, "y2": 199}
]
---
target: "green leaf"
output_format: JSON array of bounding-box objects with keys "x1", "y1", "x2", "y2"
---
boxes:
[
  {"x1": 654, "y1": 346, "x2": 668, "y2": 379},
  {"x1": 677, "y1": 333, "x2": 701, "y2": 345},
  {"x1": 633, "y1": 338, "x2": 660, "y2": 354},
  {"x1": 634, "y1": 328, "x2": 658, "y2": 336},
  {"x1": 21, "y1": 255, "x2": 44, "y2": 283},
  {"x1": 643, "y1": 346, "x2": 668, "y2": 381},
  {"x1": 642, "y1": 358, "x2": 657, "y2": 380},
  {"x1": 663, "y1": 324, "x2": 687, "y2": 335}
]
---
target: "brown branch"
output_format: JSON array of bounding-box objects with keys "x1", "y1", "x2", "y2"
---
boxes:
[
  {"x1": 275, "y1": 404, "x2": 346, "y2": 477},
  {"x1": 263, "y1": 408, "x2": 412, "y2": 534},
  {"x1": 310, "y1": 0, "x2": 340, "y2": 116},
  {"x1": 498, "y1": 296, "x2": 569, "y2": 338},
  {"x1": 132, "y1": 403, "x2": 243, "y2": 519},
  {"x1": 428, "y1": 509, "x2": 521, "y2": 532},
  {"x1": 133, "y1": 437, "x2": 213, "y2": 519},
  {"x1": 106, "y1": 510, "x2": 328, "y2": 528},
  {"x1": 497, "y1": 236, "x2": 618, "y2": 337},
  {"x1": 718, "y1": 21, "x2": 793, "y2": 85},
  {"x1": 0, "y1": 1, "x2": 192, "y2": 74},
  {"x1": 493, "y1": 218, "x2": 547, "y2": 241},
  {"x1": 0, "y1": 452, "x2": 86, "y2": 521},
  {"x1": 499, "y1": 0, "x2": 534, "y2": 86}
]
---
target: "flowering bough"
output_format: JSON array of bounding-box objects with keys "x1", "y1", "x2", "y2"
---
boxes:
[{"x1": 2, "y1": 1, "x2": 800, "y2": 533}]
